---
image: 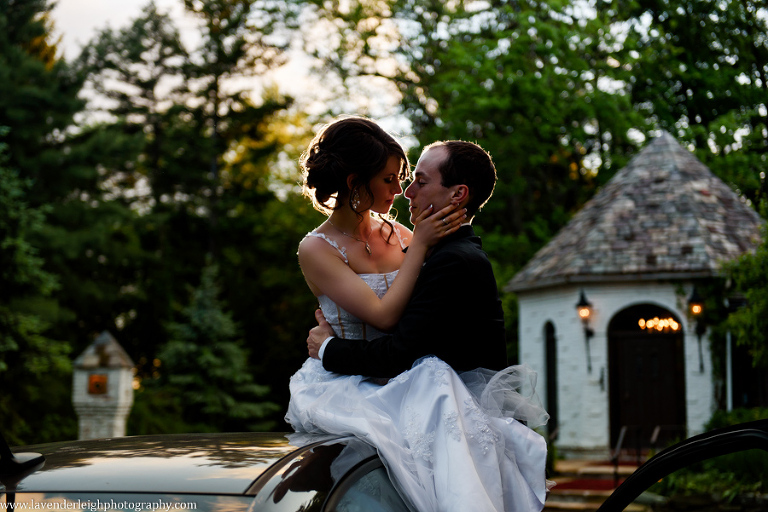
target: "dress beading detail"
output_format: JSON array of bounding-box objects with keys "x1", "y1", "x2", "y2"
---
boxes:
[
  {"x1": 403, "y1": 407, "x2": 436, "y2": 463},
  {"x1": 463, "y1": 397, "x2": 499, "y2": 455},
  {"x1": 443, "y1": 411, "x2": 463, "y2": 442},
  {"x1": 424, "y1": 357, "x2": 449, "y2": 386}
]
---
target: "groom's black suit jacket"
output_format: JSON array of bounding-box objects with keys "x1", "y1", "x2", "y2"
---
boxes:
[{"x1": 323, "y1": 225, "x2": 508, "y2": 378}]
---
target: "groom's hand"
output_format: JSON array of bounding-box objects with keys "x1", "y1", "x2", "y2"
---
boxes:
[{"x1": 308, "y1": 309, "x2": 334, "y2": 359}]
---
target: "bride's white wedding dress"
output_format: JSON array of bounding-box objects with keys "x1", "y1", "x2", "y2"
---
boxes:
[{"x1": 286, "y1": 232, "x2": 550, "y2": 512}]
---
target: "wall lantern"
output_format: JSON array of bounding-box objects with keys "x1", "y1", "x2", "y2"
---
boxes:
[
  {"x1": 688, "y1": 286, "x2": 704, "y2": 316},
  {"x1": 576, "y1": 290, "x2": 595, "y2": 373},
  {"x1": 688, "y1": 286, "x2": 706, "y2": 373}
]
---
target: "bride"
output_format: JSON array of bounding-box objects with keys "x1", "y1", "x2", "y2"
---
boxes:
[{"x1": 286, "y1": 116, "x2": 549, "y2": 512}]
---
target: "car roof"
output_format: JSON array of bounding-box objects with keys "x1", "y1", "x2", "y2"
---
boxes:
[{"x1": 6, "y1": 432, "x2": 348, "y2": 496}]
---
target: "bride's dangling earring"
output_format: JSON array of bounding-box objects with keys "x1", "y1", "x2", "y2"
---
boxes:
[{"x1": 351, "y1": 189, "x2": 361, "y2": 210}]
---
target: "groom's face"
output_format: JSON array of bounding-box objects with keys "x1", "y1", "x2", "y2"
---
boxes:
[{"x1": 405, "y1": 146, "x2": 455, "y2": 224}]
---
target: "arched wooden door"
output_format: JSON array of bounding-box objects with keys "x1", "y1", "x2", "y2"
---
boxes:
[{"x1": 608, "y1": 304, "x2": 686, "y2": 450}]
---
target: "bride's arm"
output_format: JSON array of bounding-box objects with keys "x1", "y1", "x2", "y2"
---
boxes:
[{"x1": 299, "y1": 205, "x2": 465, "y2": 332}]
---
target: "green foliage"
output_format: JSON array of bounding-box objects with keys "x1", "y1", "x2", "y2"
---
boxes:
[
  {"x1": 725, "y1": 225, "x2": 768, "y2": 368},
  {"x1": 65, "y1": 2, "x2": 311, "y2": 432},
  {"x1": 305, "y1": 0, "x2": 644, "y2": 271},
  {"x1": 1, "y1": 0, "x2": 315, "y2": 442},
  {"x1": 4, "y1": 0, "x2": 767, "y2": 443},
  {"x1": 649, "y1": 408, "x2": 768, "y2": 502},
  {"x1": 142, "y1": 262, "x2": 280, "y2": 432},
  {"x1": 707, "y1": 407, "x2": 768, "y2": 430},
  {"x1": 0, "y1": 0, "x2": 88, "y2": 444},
  {"x1": 650, "y1": 461, "x2": 765, "y2": 504},
  {"x1": 126, "y1": 385, "x2": 190, "y2": 436},
  {"x1": 0, "y1": 136, "x2": 57, "y2": 301},
  {"x1": 0, "y1": 132, "x2": 75, "y2": 445},
  {"x1": 304, "y1": 0, "x2": 768, "y2": 373},
  {"x1": 0, "y1": 0, "x2": 86, "y2": 203},
  {"x1": 617, "y1": 0, "x2": 768, "y2": 207},
  {"x1": 216, "y1": 192, "x2": 326, "y2": 416}
]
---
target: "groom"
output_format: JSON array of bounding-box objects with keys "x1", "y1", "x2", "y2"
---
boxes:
[{"x1": 307, "y1": 140, "x2": 508, "y2": 378}]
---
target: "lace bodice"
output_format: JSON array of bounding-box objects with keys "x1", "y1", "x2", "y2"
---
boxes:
[{"x1": 318, "y1": 271, "x2": 398, "y2": 341}]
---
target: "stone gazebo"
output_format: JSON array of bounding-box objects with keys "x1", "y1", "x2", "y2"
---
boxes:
[{"x1": 506, "y1": 132, "x2": 763, "y2": 457}]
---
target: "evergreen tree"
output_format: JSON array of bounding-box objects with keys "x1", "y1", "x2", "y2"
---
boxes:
[
  {"x1": 0, "y1": 0, "x2": 145, "y2": 363},
  {"x1": 71, "y1": 3, "x2": 200, "y2": 363},
  {"x1": 146, "y1": 262, "x2": 280, "y2": 432},
  {"x1": 0, "y1": 0, "x2": 95, "y2": 444},
  {"x1": 0, "y1": 130, "x2": 74, "y2": 444},
  {"x1": 0, "y1": 0, "x2": 86, "y2": 203},
  {"x1": 180, "y1": 0, "x2": 296, "y2": 252},
  {"x1": 73, "y1": 1, "x2": 314, "y2": 430}
]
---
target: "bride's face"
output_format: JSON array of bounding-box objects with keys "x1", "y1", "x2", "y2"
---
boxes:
[{"x1": 363, "y1": 155, "x2": 404, "y2": 215}]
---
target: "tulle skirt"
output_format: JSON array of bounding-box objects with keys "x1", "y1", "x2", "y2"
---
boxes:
[{"x1": 286, "y1": 356, "x2": 550, "y2": 512}]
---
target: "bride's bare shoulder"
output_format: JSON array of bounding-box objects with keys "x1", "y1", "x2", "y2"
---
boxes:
[{"x1": 298, "y1": 229, "x2": 346, "y2": 264}]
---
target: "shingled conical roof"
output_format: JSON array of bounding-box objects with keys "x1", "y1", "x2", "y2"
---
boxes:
[{"x1": 507, "y1": 132, "x2": 764, "y2": 292}]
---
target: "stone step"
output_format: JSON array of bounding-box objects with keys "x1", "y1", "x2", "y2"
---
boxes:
[
  {"x1": 544, "y1": 500, "x2": 602, "y2": 511},
  {"x1": 550, "y1": 487, "x2": 615, "y2": 501},
  {"x1": 545, "y1": 488, "x2": 651, "y2": 512},
  {"x1": 554, "y1": 459, "x2": 639, "y2": 480},
  {"x1": 544, "y1": 498, "x2": 649, "y2": 512},
  {"x1": 543, "y1": 459, "x2": 645, "y2": 512}
]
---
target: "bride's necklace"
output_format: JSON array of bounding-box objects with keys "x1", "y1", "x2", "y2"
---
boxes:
[{"x1": 329, "y1": 219, "x2": 373, "y2": 255}]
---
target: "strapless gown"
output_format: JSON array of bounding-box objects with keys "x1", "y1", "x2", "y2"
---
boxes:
[{"x1": 286, "y1": 270, "x2": 550, "y2": 512}]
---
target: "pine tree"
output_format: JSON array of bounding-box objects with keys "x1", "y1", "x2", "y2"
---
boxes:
[
  {"x1": 0, "y1": 0, "x2": 86, "y2": 203},
  {"x1": 152, "y1": 262, "x2": 279, "y2": 432},
  {"x1": 0, "y1": 130, "x2": 74, "y2": 444}
]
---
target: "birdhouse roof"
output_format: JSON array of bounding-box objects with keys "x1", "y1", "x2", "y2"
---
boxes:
[
  {"x1": 507, "y1": 132, "x2": 764, "y2": 292},
  {"x1": 73, "y1": 331, "x2": 135, "y2": 369}
]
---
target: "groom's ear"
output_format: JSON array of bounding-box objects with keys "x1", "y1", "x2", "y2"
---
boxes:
[{"x1": 450, "y1": 184, "x2": 469, "y2": 206}]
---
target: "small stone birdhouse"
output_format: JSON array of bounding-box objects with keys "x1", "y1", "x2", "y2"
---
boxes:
[{"x1": 72, "y1": 331, "x2": 135, "y2": 440}]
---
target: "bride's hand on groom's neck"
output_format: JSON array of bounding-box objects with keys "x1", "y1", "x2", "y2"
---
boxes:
[{"x1": 411, "y1": 205, "x2": 467, "y2": 250}]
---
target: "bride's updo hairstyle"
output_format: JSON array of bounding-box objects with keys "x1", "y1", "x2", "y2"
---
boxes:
[{"x1": 301, "y1": 116, "x2": 409, "y2": 216}]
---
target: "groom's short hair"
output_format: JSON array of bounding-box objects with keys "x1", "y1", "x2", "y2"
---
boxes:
[{"x1": 424, "y1": 140, "x2": 497, "y2": 217}]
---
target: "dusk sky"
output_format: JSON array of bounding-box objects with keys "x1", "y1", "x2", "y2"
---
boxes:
[
  {"x1": 52, "y1": 0, "x2": 193, "y2": 59},
  {"x1": 49, "y1": 0, "x2": 408, "y2": 131}
]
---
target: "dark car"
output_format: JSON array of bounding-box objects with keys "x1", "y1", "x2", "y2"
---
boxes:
[
  {"x1": 3, "y1": 421, "x2": 768, "y2": 512},
  {"x1": 0, "y1": 432, "x2": 410, "y2": 512}
]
